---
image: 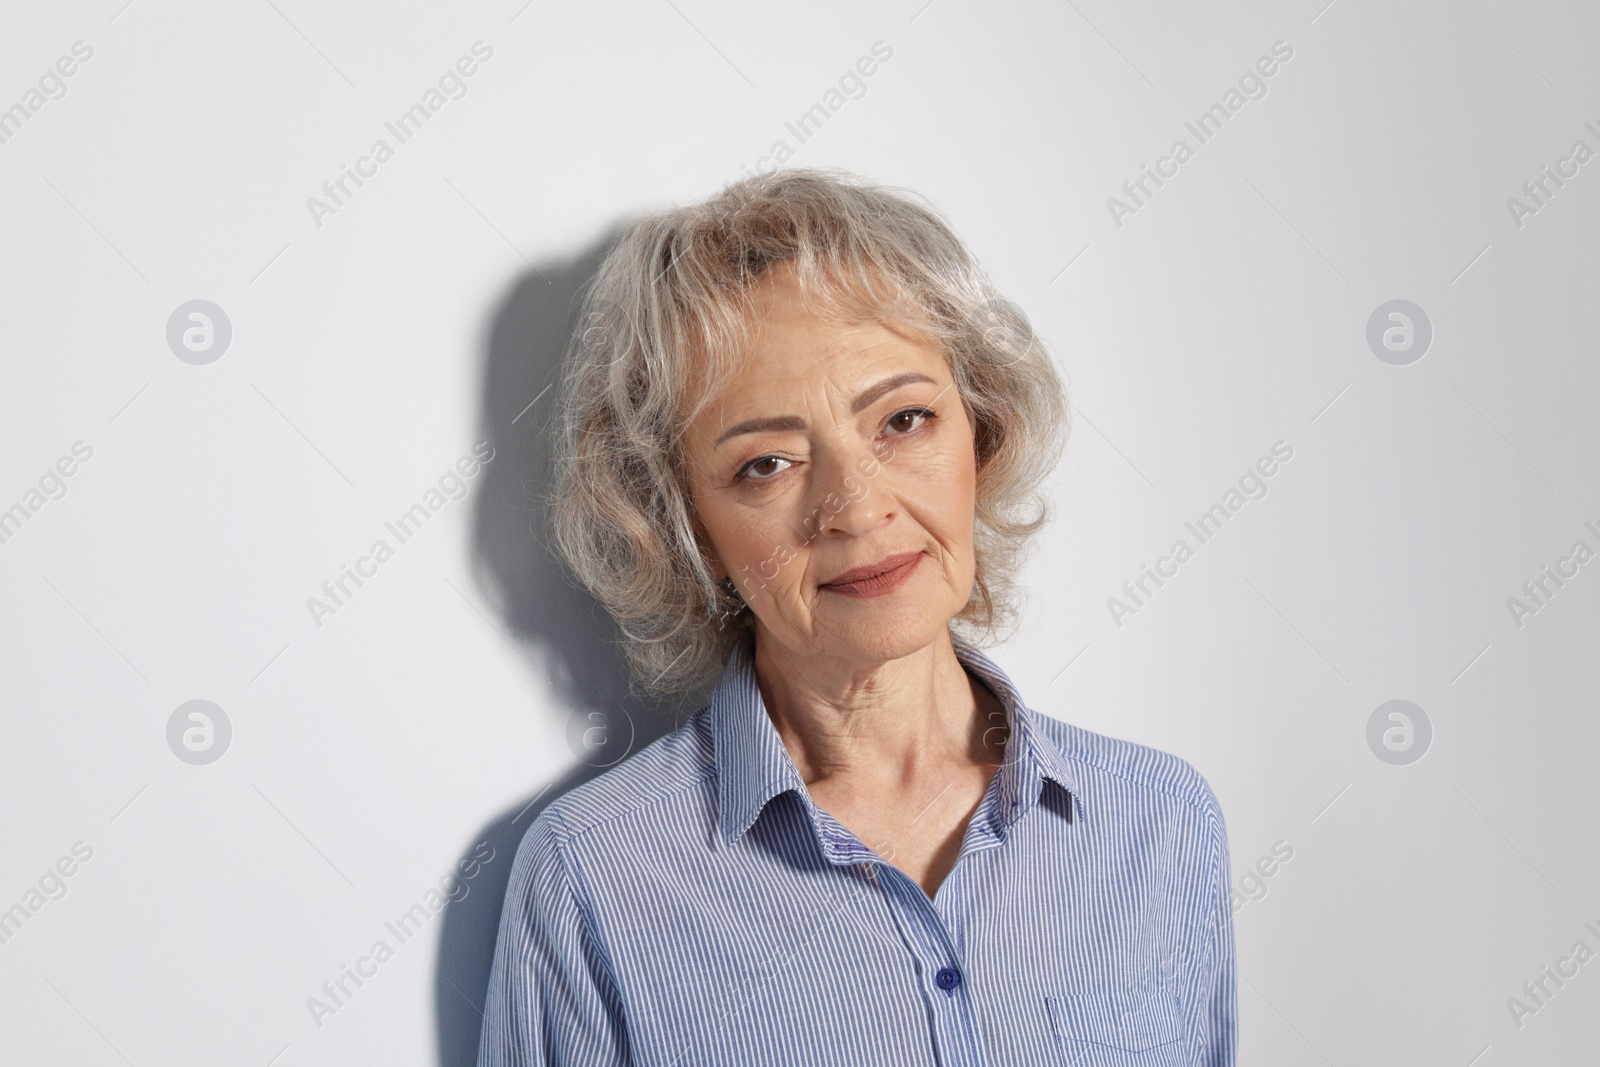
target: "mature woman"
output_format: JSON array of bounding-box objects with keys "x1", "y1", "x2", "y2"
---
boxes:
[{"x1": 480, "y1": 170, "x2": 1235, "y2": 1066}]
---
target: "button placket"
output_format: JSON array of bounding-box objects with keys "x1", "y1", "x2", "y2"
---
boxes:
[{"x1": 868, "y1": 864, "x2": 989, "y2": 1064}]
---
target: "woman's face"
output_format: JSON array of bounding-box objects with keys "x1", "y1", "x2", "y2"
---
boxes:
[{"x1": 683, "y1": 270, "x2": 980, "y2": 666}]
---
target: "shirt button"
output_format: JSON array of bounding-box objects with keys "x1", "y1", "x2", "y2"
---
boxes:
[{"x1": 935, "y1": 966, "x2": 960, "y2": 991}]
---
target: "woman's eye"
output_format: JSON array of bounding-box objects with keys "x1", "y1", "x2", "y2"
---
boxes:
[
  {"x1": 885, "y1": 407, "x2": 934, "y2": 434},
  {"x1": 739, "y1": 455, "x2": 791, "y2": 481}
]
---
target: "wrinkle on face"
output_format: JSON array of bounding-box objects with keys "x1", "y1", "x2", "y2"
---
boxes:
[{"x1": 682, "y1": 266, "x2": 980, "y2": 668}]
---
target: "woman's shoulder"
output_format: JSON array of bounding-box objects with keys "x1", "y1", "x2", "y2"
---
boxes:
[
  {"x1": 1030, "y1": 708, "x2": 1225, "y2": 823},
  {"x1": 508, "y1": 705, "x2": 720, "y2": 868}
]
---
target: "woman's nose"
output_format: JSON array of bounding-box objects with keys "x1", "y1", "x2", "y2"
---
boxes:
[{"x1": 810, "y1": 444, "x2": 894, "y2": 539}]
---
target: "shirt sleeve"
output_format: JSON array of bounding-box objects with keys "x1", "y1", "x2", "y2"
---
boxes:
[
  {"x1": 1197, "y1": 791, "x2": 1238, "y2": 1067},
  {"x1": 478, "y1": 807, "x2": 632, "y2": 1067}
]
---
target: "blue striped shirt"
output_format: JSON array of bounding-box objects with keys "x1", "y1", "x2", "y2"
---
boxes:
[{"x1": 479, "y1": 638, "x2": 1236, "y2": 1065}]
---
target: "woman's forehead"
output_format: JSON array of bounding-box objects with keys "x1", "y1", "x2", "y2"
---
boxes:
[
  {"x1": 705, "y1": 317, "x2": 947, "y2": 412},
  {"x1": 681, "y1": 263, "x2": 949, "y2": 424}
]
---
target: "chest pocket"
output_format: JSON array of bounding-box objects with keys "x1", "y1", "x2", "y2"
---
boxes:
[{"x1": 1046, "y1": 977, "x2": 1187, "y2": 1066}]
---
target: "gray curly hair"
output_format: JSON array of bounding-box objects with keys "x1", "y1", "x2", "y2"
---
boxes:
[{"x1": 546, "y1": 168, "x2": 1068, "y2": 694}]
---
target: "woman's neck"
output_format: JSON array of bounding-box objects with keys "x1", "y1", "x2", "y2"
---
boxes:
[{"x1": 749, "y1": 628, "x2": 1003, "y2": 789}]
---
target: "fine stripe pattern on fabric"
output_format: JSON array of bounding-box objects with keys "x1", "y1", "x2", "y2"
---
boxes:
[{"x1": 479, "y1": 638, "x2": 1236, "y2": 1066}]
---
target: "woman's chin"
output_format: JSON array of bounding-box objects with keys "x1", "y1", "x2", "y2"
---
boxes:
[{"x1": 813, "y1": 605, "x2": 954, "y2": 663}]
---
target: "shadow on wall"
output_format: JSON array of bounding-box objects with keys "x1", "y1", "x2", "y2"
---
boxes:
[{"x1": 433, "y1": 232, "x2": 712, "y2": 1066}]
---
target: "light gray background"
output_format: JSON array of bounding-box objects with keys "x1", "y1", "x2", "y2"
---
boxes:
[{"x1": 3, "y1": 1, "x2": 1597, "y2": 1064}]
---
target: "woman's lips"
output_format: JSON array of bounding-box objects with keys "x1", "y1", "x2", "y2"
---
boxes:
[{"x1": 819, "y1": 551, "x2": 924, "y2": 599}]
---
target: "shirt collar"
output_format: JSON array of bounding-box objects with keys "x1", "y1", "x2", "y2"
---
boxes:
[{"x1": 710, "y1": 636, "x2": 1082, "y2": 851}]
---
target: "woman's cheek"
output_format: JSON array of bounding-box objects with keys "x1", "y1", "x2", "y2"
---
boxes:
[
  {"x1": 892, "y1": 450, "x2": 973, "y2": 510},
  {"x1": 729, "y1": 507, "x2": 802, "y2": 584}
]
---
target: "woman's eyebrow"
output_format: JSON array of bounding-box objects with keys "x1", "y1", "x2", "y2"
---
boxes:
[
  {"x1": 711, "y1": 371, "x2": 937, "y2": 447},
  {"x1": 713, "y1": 415, "x2": 805, "y2": 447},
  {"x1": 849, "y1": 371, "x2": 935, "y2": 414},
  {"x1": 713, "y1": 374, "x2": 934, "y2": 447}
]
